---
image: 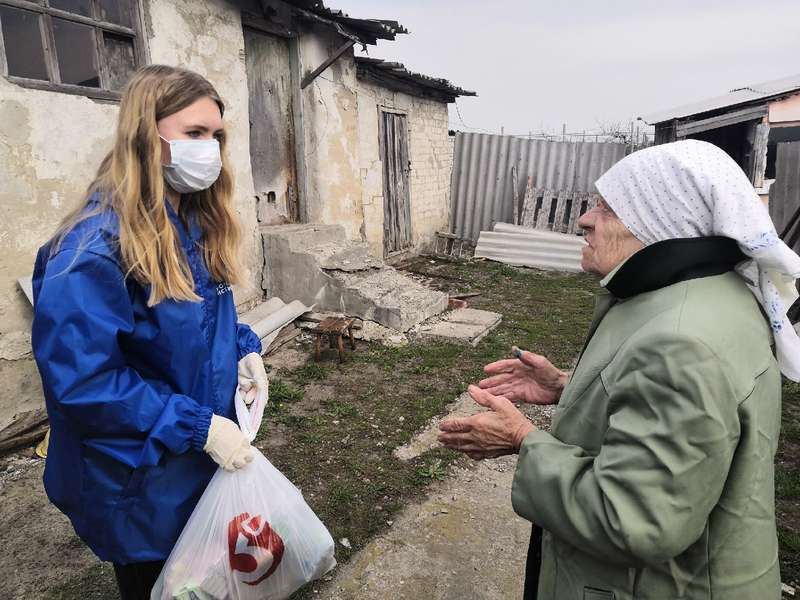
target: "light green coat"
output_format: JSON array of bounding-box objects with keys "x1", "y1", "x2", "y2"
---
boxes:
[{"x1": 513, "y1": 273, "x2": 782, "y2": 599}]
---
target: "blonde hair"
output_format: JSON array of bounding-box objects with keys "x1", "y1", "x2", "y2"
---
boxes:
[{"x1": 52, "y1": 65, "x2": 243, "y2": 305}]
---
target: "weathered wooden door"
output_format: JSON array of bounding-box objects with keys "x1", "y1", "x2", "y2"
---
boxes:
[
  {"x1": 380, "y1": 111, "x2": 412, "y2": 256},
  {"x1": 243, "y1": 27, "x2": 298, "y2": 223}
]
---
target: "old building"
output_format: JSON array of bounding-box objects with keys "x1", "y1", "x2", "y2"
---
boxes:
[
  {"x1": 641, "y1": 73, "x2": 800, "y2": 194},
  {"x1": 0, "y1": 0, "x2": 474, "y2": 448}
]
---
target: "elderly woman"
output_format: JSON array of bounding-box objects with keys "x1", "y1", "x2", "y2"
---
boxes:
[{"x1": 439, "y1": 140, "x2": 800, "y2": 600}]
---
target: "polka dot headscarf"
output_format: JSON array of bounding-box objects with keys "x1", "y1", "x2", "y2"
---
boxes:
[{"x1": 595, "y1": 139, "x2": 800, "y2": 381}]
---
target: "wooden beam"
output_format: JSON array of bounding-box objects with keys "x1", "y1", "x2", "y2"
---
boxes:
[
  {"x1": 676, "y1": 104, "x2": 768, "y2": 138},
  {"x1": 300, "y1": 39, "x2": 354, "y2": 89}
]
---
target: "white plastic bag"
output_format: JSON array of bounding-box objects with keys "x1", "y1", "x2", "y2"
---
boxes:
[{"x1": 151, "y1": 390, "x2": 336, "y2": 600}]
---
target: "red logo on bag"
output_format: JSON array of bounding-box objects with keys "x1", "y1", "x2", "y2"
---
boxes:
[{"x1": 228, "y1": 512, "x2": 285, "y2": 585}]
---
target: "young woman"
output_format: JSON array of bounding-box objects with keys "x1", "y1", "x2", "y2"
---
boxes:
[{"x1": 31, "y1": 65, "x2": 269, "y2": 600}]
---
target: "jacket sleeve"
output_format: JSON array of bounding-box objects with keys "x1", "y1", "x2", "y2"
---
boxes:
[
  {"x1": 32, "y1": 248, "x2": 213, "y2": 468},
  {"x1": 236, "y1": 322, "x2": 262, "y2": 359},
  {"x1": 511, "y1": 332, "x2": 741, "y2": 567}
]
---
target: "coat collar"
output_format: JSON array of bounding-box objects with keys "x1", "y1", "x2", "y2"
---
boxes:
[{"x1": 604, "y1": 237, "x2": 746, "y2": 300}]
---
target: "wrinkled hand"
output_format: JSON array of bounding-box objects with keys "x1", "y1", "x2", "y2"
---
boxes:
[
  {"x1": 438, "y1": 385, "x2": 536, "y2": 460},
  {"x1": 238, "y1": 352, "x2": 269, "y2": 407},
  {"x1": 478, "y1": 346, "x2": 567, "y2": 405}
]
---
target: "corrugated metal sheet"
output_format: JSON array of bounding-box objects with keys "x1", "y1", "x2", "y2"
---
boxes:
[
  {"x1": 474, "y1": 223, "x2": 585, "y2": 272},
  {"x1": 450, "y1": 132, "x2": 626, "y2": 242},
  {"x1": 642, "y1": 72, "x2": 800, "y2": 124},
  {"x1": 355, "y1": 57, "x2": 476, "y2": 101}
]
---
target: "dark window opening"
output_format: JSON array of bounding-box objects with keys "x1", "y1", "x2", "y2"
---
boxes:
[
  {"x1": 0, "y1": 0, "x2": 140, "y2": 98},
  {"x1": 53, "y1": 17, "x2": 100, "y2": 87},
  {"x1": 687, "y1": 121, "x2": 751, "y2": 173},
  {"x1": 533, "y1": 195, "x2": 543, "y2": 224},
  {"x1": 103, "y1": 32, "x2": 136, "y2": 90},
  {"x1": 562, "y1": 198, "x2": 573, "y2": 228},
  {"x1": 98, "y1": 0, "x2": 132, "y2": 27},
  {"x1": 765, "y1": 126, "x2": 800, "y2": 180},
  {"x1": 0, "y1": 6, "x2": 48, "y2": 80},
  {"x1": 50, "y1": 0, "x2": 93, "y2": 17},
  {"x1": 547, "y1": 199, "x2": 558, "y2": 227}
]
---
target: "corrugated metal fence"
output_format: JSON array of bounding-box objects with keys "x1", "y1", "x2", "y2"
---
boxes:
[{"x1": 449, "y1": 132, "x2": 627, "y2": 241}]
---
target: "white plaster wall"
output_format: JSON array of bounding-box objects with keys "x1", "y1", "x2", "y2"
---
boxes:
[
  {"x1": 0, "y1": 78, "x2": 118, "y2": 429},
  {"x1": 0, "y1": 0, "x2": 263, "y2": 433},
  {"x1": 296, "y1": 25, "x2": 365, "y2": 242},
  {"x1": 145, "y1": 0, "x2": 261, "y2": 305}
]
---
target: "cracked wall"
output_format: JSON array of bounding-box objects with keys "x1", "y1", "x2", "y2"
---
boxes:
[
  {"x1": 296, "y1": 24, "x2": 365, "y2": 242},
  {"x1": 0, "y1": 0, "x2": 262, "y2": 438},
  {"x1": 294, "y1": 25, "x2": 453, "y2": 259}
]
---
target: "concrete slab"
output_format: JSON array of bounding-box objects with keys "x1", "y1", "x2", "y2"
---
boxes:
[
  {"x1": 262, "y1": 224, "x2": 447, "y2": 332},
  {"x1": 447, "y1": 308, "x2": 504, "y2": 327},
  {"x1": 313, "y1": 243, "x2": 382, "y2": 272},
  {"x1": 333, "y1": 268, "x2": 449, "y2": 332},
  {"x1": 417, "y1": 309, "x2": 502, "y2": 347}
]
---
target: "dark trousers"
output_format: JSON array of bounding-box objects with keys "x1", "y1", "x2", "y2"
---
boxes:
[
  {"x1": 113, "y1": 560, "x2": 166, "y2": 600},
  {"x1": 523, "y1": 525, "x2": 543, "y2": 600}
]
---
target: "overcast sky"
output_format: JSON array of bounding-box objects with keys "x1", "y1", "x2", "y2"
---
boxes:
[{"x1": 332, "y1": 0, "x2": 800, "y2": 137}]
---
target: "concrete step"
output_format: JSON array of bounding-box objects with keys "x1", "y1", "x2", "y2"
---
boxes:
[
  {"x1": 309, "y1": 241, "x2": 382, "y2": 272},
  {"x1": 331, "y1": 268, "x2": 448, "y2": 332},
  {"x1": 261, "y1": 224, "x2": 446, "y2": 332}
]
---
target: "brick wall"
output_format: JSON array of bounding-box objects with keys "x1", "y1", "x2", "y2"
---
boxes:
[
  {"x1": 407, "y1": 96, "x2": 452, "y2": 251},
  {"x1": 355, "y1": 80, "x2": 452, "y2": 257}
]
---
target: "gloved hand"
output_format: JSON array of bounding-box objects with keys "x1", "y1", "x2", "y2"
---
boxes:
[
  {"x1": 238, "y1": 352, "x2": 269, "y2": 407},
  {"x1": 204, "y1": 415, "x2": 254, "y2": 472}
]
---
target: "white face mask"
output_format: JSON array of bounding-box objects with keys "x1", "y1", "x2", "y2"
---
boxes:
[{"x1": 160, "y1": 136, "x2": 222, "y2": 194}]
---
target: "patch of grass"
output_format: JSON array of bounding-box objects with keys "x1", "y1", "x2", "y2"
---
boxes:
[
  {"x1": 415, "y1": 458, "x2": 447, "y2": 482},
  {"x1": 778, "y1": 379, "x2": 800, "y2": 585},
  {"x1": 293, "y1": 363, "x2": 332, "y2": 382},
  {"x1": 323, "y1": 398, "x2": 358, "y2": 419},
  {"x1": 269, "y1": 378, "x2": 304, "y2": 404},
  {"x1": 779, "y1": 527, "x2": 800, "y2": 554}
]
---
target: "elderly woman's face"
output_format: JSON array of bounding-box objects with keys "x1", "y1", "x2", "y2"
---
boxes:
[{"x1": 577, "y1": 199, "x2": 644, "y2": 277}]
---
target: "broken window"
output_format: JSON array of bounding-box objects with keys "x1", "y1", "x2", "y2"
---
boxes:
[{"x1": 0, "y1": 0, "x2": 142, "y2": 99}]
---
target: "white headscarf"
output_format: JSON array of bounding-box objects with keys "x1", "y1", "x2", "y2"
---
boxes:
[{"x1": 595, "y1": 139, "x2": 800, "y2": 382}]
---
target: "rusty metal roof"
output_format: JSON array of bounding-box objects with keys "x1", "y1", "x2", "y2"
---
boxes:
[
  {"x1": 642, "y1": 72, "x2": 800, "y2": 125},
  {"x1": 355, "y1": 57, "x2": 476, "y2": 103},
  {"x1": 282, "y1": 0, "x2": 408, "y2": 45}
]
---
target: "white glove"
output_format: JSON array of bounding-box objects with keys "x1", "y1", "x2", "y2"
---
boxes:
[
  {"x1": 204, "y1": 415, "x2": 254, "y2": 472},
  {"x1": 238, "y1": 352, "x2": 269, "y2": 407}
]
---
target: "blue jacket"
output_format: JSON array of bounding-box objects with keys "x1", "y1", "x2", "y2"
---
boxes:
[{"x1": 31, "y1": 195, "x2": 261, "y2": 564}]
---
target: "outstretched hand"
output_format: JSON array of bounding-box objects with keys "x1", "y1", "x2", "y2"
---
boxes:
[
  {"x1": 438, "y1": 385, "x2": 536, "y2": 460},
  {"x1": 478, "y1": 346, "x2": 567, "y2": 405}
]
